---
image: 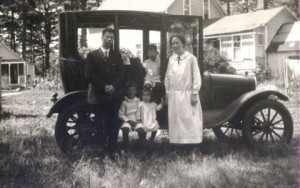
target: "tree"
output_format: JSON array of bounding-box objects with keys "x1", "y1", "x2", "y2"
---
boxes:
[
  {"x1": 33, "y1": 0, "x2": 60, "y2": 71},
  {"x1": 0, "y1": 0, "x2": 103, "y2": 75},
  {"x1": 18, "y1": 0, "x2": 36, "y2": 60},
  {"x1": 268, "y1": 0, "x2": 299, "y2": 17},
  {"x1": 1, "y1": 0, "x2": 41, "y2": 59},
  {"x1": 0, "y1": 0, "x2": 20, "y2": 51},
  {"x1": 231, "y1": 0, "x2": 256, "y2": 14},
  {"x1": 219, "y1": 0, "x2": 236, "y2": 15},
  {"x1": 79, "y1": 0, "x2": 88, "y2": 48},
  {"x1": 61, "y1": 0, "x2": 103, "y2": 48},
  {"x1": 26, "y1": 10, "x2": 44, "y2": 66},
  {"x1": 219, "y1": 0, "x2": 299, "y2": 16}
]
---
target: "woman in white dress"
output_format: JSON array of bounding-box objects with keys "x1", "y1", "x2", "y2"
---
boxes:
[{"x1": 164, "y1": 34, "x2": 203, "y2": 144}]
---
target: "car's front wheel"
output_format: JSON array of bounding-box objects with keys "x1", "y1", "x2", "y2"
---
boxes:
[{"x1": 242, "y1": 99, "x2": 293, "y2": 149}]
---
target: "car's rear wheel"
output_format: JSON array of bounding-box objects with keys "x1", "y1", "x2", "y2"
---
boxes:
[
  {"x1": 242, "y1": 99, "x2": 293, "y2": 149},
  {"x1": 213, "y1": 118, "x2": 243, "y2": 143}
]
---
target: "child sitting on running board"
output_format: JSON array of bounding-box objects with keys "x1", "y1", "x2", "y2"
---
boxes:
[
  {"x1": 138, "y1": 84, "x2": 163, "y2": 142},
  {"x1": 119, "y1": 82, "x2": 145, "y2": 147}
]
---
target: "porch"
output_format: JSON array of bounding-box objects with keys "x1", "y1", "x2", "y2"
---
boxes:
[
  {"x1": 229, "y1": 59, "x2": 256, "y2": 76},
  {"x1": 1, "y1": 62, "x2": 26, "y2": 88}
]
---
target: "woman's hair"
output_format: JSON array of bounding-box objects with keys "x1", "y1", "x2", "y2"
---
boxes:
[{"x1": 169, "y1": 34, "x2": 186, "y2": 46}]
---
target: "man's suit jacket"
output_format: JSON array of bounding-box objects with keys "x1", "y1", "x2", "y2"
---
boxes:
[{"x1": 86, "y1": 48, "x2": 125, "y2": 106}]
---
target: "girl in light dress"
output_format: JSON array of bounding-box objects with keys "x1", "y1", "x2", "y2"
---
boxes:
[{"x1": 138, "y1": 84, "x2": 163, "y2": 142}]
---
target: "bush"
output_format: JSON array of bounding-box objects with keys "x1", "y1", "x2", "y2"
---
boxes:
[
  {"x1": 203, "y1": 45, "x2": 236, "y2": 74},
  {"x1": 255, "y1": 60, "x2": 273, "y2": 83}
]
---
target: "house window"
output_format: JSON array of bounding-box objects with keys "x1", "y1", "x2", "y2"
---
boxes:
[
  {"x1": 257, "y1": 33, "x2": 264, "y2": 46},
  {"x1": 220, "y1": 36, "x2": 233, "y2": 61},
  {"x1": 234, "y1": 36, "x2": 242, "y2": 60},
  {"x1": 288, "y1": 55, "x2": 300, "y2": 60},
  {"x1": 241, "y1": 34, "x2": 254, "y2": 60},
  {"x1": 18, "y1": 63, "x2": 24, "y2": 75},
  {"x1": 183, "y1": 0, "x2": 191, "y2": 15},
  {"x1": 1, "y1": 64, "x2": 9, "y2": 76},
  {"x1": 205, "y1": 38, "x2": 220, "y2": 49},
  {"x1": 204, "y1": 0, "x2": 209, "y2": 19}
]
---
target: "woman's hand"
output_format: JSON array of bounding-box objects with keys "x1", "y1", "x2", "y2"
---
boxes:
[{"x1": 191, "y1": 94, "x2": 198, "y2": 106}]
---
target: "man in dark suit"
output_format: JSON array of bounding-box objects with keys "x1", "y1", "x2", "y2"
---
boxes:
[{"x1": 85, "y1": 28, "x2": 125, "y2": 157}]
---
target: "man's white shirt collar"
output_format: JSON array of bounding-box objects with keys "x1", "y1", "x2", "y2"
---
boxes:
[{"x1": 100, "y1": 46, "x2": 110, "y2": 54}]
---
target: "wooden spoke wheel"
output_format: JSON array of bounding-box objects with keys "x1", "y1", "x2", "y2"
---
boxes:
[
  {"x1": 55, "y1": 103, "x2": 105, "y2": 154},
  {"x1": 242, "y1": 99, "x2": 293, "y2": 149},
  {"x1": 213, "y1": 118, "x2": 243, "y2": 143}
]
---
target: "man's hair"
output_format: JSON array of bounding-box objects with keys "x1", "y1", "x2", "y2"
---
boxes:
[
  {"x1": 102, "y1": 28, "x2": 114, "y2": 36},
  {"x1": 147, "y1": 44, "x2": 158, "y2": 51}
]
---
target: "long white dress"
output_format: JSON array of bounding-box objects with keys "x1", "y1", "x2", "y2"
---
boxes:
[{"x1": 164, "y1": 51, "x2": 203, "y2": 144}]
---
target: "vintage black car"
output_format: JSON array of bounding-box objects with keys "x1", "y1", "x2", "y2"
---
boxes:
[{"x1": 47, "y1": 10, "x2": 293, "y2": 154}]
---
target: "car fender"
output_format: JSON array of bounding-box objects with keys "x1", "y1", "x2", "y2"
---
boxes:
[
  {"x1": 205, "y1": 89, "x2": 288, "y2": 128},
  {"x1": 46, "y1": 90, "x2": 87, "y2": 118}
]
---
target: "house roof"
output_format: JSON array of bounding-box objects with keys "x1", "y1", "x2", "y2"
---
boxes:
[
  {"x1": 97, "y1": 0, "x2": 175, "y2": 13},
  {"x1": 0, "y1": 42, "x2": 24, "y2": 61},
  {"x1": 204, "y1": 7, "x2": 290, "y2": 36},
  {"x1": 267, "y1": 21, "x2": 300, "y2": 52}
]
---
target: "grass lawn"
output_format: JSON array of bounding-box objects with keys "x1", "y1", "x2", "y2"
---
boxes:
[{"x1": 0, "y1": 89, "x2": 299, "y2": 187}]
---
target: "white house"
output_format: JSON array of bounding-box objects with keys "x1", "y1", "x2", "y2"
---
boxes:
[
  {"x1": 204, "y1": 6, "x2": 298, "y2": 76},
  {"x1": 98, "y1": 0, "x2": 226, "y2": 18},
  {"x1": 266, "y1": 21, "x2": 300, "y2": 88},
  {"x1": 0, "y1": 42, "x2": 35, "y2": 88}
]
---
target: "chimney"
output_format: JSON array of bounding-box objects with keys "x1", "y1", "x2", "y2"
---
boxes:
[{"x1": 257, "y1": 0, "x2": 268, "y2": 10}]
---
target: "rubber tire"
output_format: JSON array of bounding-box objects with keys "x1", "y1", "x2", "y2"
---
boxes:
[
  {"x1": 242, "y1": 99, "x2": 293, "y2": 149},
  {"x1": 55, "y1": 103, "x2": 104, "y2": 154},
  {"x1": 213, "y1": 119, "x2": 243, "y2": 143}
]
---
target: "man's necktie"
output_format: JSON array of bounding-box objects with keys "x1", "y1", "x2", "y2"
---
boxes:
[{"x1": 105, "y1": 51, "x2": 108, "y2": 59}]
